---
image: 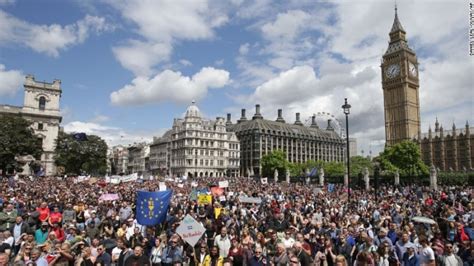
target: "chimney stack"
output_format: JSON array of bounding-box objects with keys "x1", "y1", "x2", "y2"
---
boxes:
[
  {"x1": 294, "y1": 112, "x2": 303, "y2": 126},
  {"x1": 252, "y1": 104, "x2": 263, "y2": 120},
  {"x1": 238, "y1": 109, "x2": 247, "y2": 123},
  {"x1": 326, "y1": 119, "x2": 334, "y2": 131},
  {"x1": 226, "y1": 113, "x2": 232, "y2": 126},
  {"x1": 310, "y1": 115, "x2": 319, "y2": 128},
  {"x1": 276, "y1": 109, "x2": 285, "y2": 123}
]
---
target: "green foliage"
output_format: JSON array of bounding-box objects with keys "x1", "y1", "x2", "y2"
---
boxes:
[
  {"x1": 0, "y1": 115, "x2": 43, "y2": 174},
  {"x1": 437, "y1": 172, "x2": 474, "y2": 186},
  {"x1": 350, "y1": 155, "x2": 373, "y2": 176},
  {"x1": 324, "y1": 161, "x2": 345, "y2": 177},
  {"x1": 55, "y1": 132, "x2": 108, "y2": 175},
  {"x1": 378, "y1": 140, "x2": 428, "y2": 177},
  {"x1": 260, "y1": 150, "x2": 289, "y2": 178}
]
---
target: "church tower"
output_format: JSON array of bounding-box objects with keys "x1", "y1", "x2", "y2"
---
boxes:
[{"x1": 381, "y1": 7, "x2": 421, "y2": 146}]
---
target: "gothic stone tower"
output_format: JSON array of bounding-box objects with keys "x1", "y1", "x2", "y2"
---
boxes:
[{"x1": 381, "y1": 8, "x2": 421, "y2": 146}]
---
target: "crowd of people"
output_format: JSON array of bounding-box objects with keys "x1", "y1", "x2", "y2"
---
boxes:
[{"x1": 0, "y1": 175, "x2": 472, "y2": 266}]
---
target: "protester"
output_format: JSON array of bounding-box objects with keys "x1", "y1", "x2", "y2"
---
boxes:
[{"x1": 0, "y1": 175, "x2": 472, "y2": 266}]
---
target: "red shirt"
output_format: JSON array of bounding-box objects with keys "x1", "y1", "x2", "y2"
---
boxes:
[
  {"x1": 37, "y1": 207, "x2": 50, "y2": 222},
  {"x1": 50, "y1": 212, "x2": 62, "y2": 224}
]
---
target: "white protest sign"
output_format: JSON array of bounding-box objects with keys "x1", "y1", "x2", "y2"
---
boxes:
[
  {"x1": 121, "y1": 173, "x2": 138, "y2": 183},
  {"x1": 228, "y1": 192, "x2": 234, "y2": 197},
  {"x1": 159, "y1": 182, "x2": 167, "y2": 191},
  {"x1": 191, "y1": 182, "x2": 198, "y2": 187},
  {"x1": 218, "y1": 180, "x2": 229, "y2": 188},
  {"x1": 176, "y1": 214, "x2": 206, "y2": 247},
  {"x1": 238, "y1": 196, "x2": 262, "y2": 204},
  {"x1": 219, "y1": 195, "x2": 226, "y2": 201}
]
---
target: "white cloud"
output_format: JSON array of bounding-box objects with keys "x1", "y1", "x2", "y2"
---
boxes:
[
  {"x1": 63, "y1": 121, "x2": 162, "y2": 147},
  {"x1": 112, "y1": 40, "x2": 173, "y2": 76},
  {"x1": 108, "y1": 0, "x2": 228, "y2": 75},
  {"x1": 0, "y1": 11, "x2": 111, "y2": 57},
  {"x1": 239, "y1": 43, "x2": 250, "y2": 55},
  {"x1": 179, "y1": 59, "x2": 192, "y2": 67},
  {"x1": 261, "y1": 10, "x2": 310, "y2": 41},
  {"x1": 0, "y1": 64, "x2": 23, "y2": 97},
  {"x1": 110, "y1": 67, "x2": 230, "y2": 106}
]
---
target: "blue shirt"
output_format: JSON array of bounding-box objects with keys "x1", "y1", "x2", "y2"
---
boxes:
[{"x1": 35, "y1": 229, "x2": 48, "y2": 245}]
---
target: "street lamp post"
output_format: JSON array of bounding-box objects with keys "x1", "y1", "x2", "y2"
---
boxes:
[{"x1": 342, "y1": 98, "x2": 351, "y2": 198}]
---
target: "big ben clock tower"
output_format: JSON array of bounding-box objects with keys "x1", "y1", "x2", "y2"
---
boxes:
[{"x1": 382, "y1": 7, "x2": 421, "y2": 146}]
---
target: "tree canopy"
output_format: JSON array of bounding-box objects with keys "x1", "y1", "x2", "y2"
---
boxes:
[
  {"x1": 350, "y1": 155, "x2": 373, "y2": 176},
  {"x1": 260, "y1": 150, "x2": 289, "y2": 178},
  {"x1": 377, "y1": 140, "x2": 428, "y2": 177},
  {"x1": 55, "y1": 132, "x2": 108, "y2": 175},
  {"x1": 0, "y1": 115, "x2": 43, "y2": 175}
]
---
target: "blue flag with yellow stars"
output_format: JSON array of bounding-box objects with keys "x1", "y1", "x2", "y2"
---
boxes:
[{"x1": 136, "y1": 190, "x2": 172, "y2": 226}]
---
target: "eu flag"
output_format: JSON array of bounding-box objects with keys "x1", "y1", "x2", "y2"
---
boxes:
[{"x1": 136, "y1": 190, "x2": 172, "y2": 226}]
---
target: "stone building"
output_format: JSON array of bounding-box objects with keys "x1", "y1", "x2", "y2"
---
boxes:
[
  {"x1": 418, "y1": 119, "x2": 473, "y2": 172},
  {"x1": 109, "y1": 145, "x2": 129, "y2": 175},
  {"x1": 156, "y1": 101, "x2": 240, "y2": 178},
  {"x1": 127, "y1": 143, "x2": 149, "y2": 175},
  {"x1": 381, "y1": 8, "x2": 421, "y2": 146},
  {"x1": 0, "y1": 75, "x2": 62, "y2": 176},
  {"x1": 227, "y1": 105, "x2": 345, "y2": 177},
  {"x1": 149, "y1": 130, "x2": 172, "y2": 176}
]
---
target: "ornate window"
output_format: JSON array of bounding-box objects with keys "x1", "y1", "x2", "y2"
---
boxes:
[{"x1": 39, "y1": 96, "x2": 46, "y2": 110}]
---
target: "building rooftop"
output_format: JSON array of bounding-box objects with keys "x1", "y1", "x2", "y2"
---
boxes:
[{"x1": 228, "y1": 117, "x2": 343, "y2": 142}]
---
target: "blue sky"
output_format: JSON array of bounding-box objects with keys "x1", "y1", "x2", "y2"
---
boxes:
[{"x1": 1, "y1": 0, "x2": 472, "y2": 155}]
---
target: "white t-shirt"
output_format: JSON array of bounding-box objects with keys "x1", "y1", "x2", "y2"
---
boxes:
[
  {"x1": 419, "y1": 246, "x2": 435, "y2": 265},
  {"x1": 111, "y1": 247, "x2": 122, "y2": 261},
  {"x1": 282, "y1": 237, "x2": 295, "y2": 249},
  {"x1": 444, "y1": 254, "x2": 458, "y2": 266}
]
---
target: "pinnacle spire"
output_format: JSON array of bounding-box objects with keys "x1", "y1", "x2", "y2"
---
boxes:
[{"x1": 390, "y1": 5, "x2": 405, "y2": 33}]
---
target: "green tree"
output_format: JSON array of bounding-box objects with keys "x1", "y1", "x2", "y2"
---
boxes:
[
  {"x1": 378, "y1": 140, "x2": 428, "y2": 177},
  {"x1": 55, "y1": 132, "x2": 108, "y2": 175},
  {"x1": 324, "y1": 161, "x2": 345, "y2": 177},
  {"x1": 350, "y1": 155, "x2": 373, "y2": 176},
  {"x1": 261, "y1": 150, "x2": 289, "y2": 178},
  {"x1": 0, "y1": 115, "x2": 43, "y2": 175}
]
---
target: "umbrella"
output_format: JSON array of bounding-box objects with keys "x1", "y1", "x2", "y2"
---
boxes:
[
  {"x1": 412, "y1": 216, "x2": 436, "y2": 225},
  {"x1": 98, "y1": 193, "x2": 119, "y2": 201}
]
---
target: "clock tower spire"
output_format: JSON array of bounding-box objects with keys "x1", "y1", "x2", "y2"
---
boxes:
[{"x1": 381, "y1": 7, "x2": 421, "y2": 146}]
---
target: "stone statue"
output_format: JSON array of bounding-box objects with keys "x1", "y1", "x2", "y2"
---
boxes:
[
  {"x1": 394, "y1": 169, "x2": 400, "y2": 186},
  {"x1": 319, "y1": 168, "x2": 325, "y2": 186},
  {"x1": 430, "y1": 164, "x2": 438, "y2": 190},
  {"x1": 286, "y1": 169, "x2": 290, "y2": 183},
  {"x1": 344, "y1": 170, "x2": 348, "y2": 187},
  {"x1": 246, "y1": 168, "x2": 250, "y2": 178},
  {"x1": 363, "y1": 167, "x2": 370, "y2": 191},
  {"x1": 274, "y1": 169, "x2": 278, "y2": 183}
]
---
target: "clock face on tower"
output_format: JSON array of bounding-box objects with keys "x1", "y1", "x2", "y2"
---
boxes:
[
  {"x1": 408, "y1": 62, "x2": 417, "y2": 77},
  {"x1": 385, "y1": 64, "x2": 400, "y2": 79}
]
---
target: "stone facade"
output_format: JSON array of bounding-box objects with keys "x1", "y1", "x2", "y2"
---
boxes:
[
  {"x1": 381, "y1": 8, "x2": 421, "y2": 146},
  {"x1": 0, "y1": 75, "x2": 62, "y2": 176},
  {"x1": 149, "y1": 130, "x2": 172, "y2": 176},
  {"x1": 227, "y1": 105, "x2": 345, "y2": 177},
  {"x1": 110, "y1": 145, "x2": 129, "y2": 175},
  {"x1": 418, "y1": 119, "x2": 473, "y2": 172},
  {"x1": 127, "y1": 143, "x2": 149, "y2": 175},
  {"x1": 157, "y1": 101, "x2": 240, "y2": 178}
]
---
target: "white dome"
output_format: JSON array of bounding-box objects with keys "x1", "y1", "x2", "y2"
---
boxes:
[{"x1": 185, "y1": 100, "x2": 202, "y2": 118}]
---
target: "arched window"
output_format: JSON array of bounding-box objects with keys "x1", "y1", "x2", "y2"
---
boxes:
[{"x1": 39, "y1": 96, "x2": 46, "y2": 111}]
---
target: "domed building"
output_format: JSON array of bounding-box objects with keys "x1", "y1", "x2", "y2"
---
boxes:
[{"x1": 150, "y1": 101, "x2": 240, "y2": 177}]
